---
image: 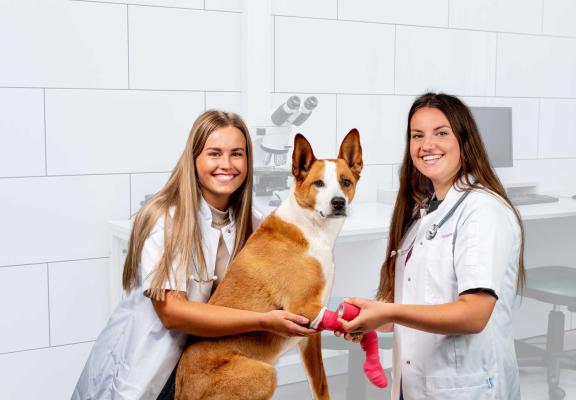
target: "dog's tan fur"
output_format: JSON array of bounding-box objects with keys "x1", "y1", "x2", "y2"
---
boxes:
[{"x1": 175, "y1": 131, "x2": 362, "y2": 400}]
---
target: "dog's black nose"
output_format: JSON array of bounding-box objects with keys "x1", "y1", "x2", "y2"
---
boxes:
[{"x1": 331, "y1": 197, "x2": 346, "y2": 210}]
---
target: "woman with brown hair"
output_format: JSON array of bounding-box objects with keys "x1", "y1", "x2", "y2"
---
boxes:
[
  {"x1": 72, "y1": 110, "x2": 316, "y2": 400},
  {"x1": 338, "y1": 93, "x2": 524, "y2": 399}
]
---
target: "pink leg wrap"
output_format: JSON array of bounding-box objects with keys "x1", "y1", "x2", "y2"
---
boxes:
[{"x1": 316, "y1": 302, "x2": 387, "y2": 388}]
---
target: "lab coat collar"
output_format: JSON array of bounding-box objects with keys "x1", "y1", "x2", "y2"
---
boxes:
[
  {"x1": 198, "y1": 195, "x2": 236, "y2": 227},
  {"x1": 421, "y1": 174, "x2": 476, "y2": 218}
]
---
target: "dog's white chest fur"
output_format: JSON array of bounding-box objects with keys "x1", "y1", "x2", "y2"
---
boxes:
[{"x1": 275, "y1": 191, "x2": 344, "y2": 305}]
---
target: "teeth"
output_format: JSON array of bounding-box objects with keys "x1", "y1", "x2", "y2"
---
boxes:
[
  {"x1": 423, "y1": 155, "x2": 443, "y2": 161},
  {"x1": 214, "y1": 175, "x2": 235, "y2": 182}
]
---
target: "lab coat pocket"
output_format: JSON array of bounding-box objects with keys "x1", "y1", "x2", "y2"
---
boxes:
[
  {"x1": 425, "y1": 371, "x2": 495, "y2": 399},
  {"x1": 424, "y1": 235, "x2": 456, "y2": 304}
]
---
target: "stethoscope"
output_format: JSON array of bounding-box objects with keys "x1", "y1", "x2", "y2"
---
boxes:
[{"x1": 390, "y1": 187, "x2": 473, "y2": 258}]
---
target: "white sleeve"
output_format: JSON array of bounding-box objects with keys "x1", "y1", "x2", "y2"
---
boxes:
[
  {"x1": 453, "y1": 200, "x2": 519, "y2": 297},
  {"x1": 139, "y1": 220, "x2": 187, "y2": 293}
]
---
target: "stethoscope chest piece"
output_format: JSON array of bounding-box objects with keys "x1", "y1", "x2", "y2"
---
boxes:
[{"x1": 426, "y1": 224, "x2": 439, "y2": 240}]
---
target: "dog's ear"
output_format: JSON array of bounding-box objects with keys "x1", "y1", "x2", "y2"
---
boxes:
[
  {"x1": 338, "y1": 128, "x2": 363, "y2": 179},
  {"x1": 292, "y1": 134, "x2": 316, "y2": 181}
]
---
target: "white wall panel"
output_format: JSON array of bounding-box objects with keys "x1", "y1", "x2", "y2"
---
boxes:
[
  {"x1": 205, "y1": 92, "x2": 243, "y2": 115},
  {"x1": 461, "y1": 97, "x2": 540, "y2": 160},
  {"x1": 497, "y1": 34, "x2": 576, "y2": 98},
  {"x1": 0, "y1": 342, "x2": 93, "y2": 400},
  {"x1": 49, "y1": 259, "x2": 110, "y2": 346},
  {"x1": 0, "y1": 88, "x2": 45, "y2": 177},
  {"x1": 205, "y1": 0, "x2": 242, "y2": 12},
  {"x1": 337, "y1": 95, "x2": 413, "y2": 165},
  {"x1": 396, "y1": 26, "x2": 497, "y2": 96},
  {"x1": 450, "y1": 0, "x2": 541, "y2": 34},
  {"x1": 354, "y1": 164, "x2": 393, "y2": 203},
  {"x1": 339, "y1": 0, "x2": 448, "y2": 27},
  {"x1": 272, "y1": 0, "x2": 337, "y2": 19},
  {"x1": 0, "y1": 175, "x2": 129, "y2": 266},
  {"x1": 129, "y1": 6, "x2": 241, "y2": 90},
  {"x1": 496, "y1": 159, "x2": 576, "y2": 193},
  {"x1": 539, "y1": 99, "x2": 576, "y2": 159},
  {"x1": 45, "y1": 89, "x2": 203, "y2": 175},
  {"x1": 94, "y1": 0, "x2": 203, "y2": 8},
  {"x1": 0, "y1": 1, "x2": 127, "y2": 88},
  {"x1": 275, "y1": 17, "x2": 395, "y2": 94},
  {"x1": 543, "y1": 0, "x2": 576, "y2": 37},
  {"x1": 0, "y1": 265, "x2": 49, "y2": 353},
  {"x1": 130, "y1": 172, "x2": 170, "y2": 216},
  {"x1": 271, "y1": 93, "x2": 337, "y2": 160}
]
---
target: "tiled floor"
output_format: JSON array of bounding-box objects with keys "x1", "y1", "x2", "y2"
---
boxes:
[{"x1": 273, "y1": 367, "x2": 576, "y2": 399}]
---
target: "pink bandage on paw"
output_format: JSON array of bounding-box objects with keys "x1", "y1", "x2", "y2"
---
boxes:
[
  {"x1": 336, "y1": 302, "x2": 388, "y2": 388},
  {"x1": 316, "y1": 309, "x2": 344, "y2": 332}
]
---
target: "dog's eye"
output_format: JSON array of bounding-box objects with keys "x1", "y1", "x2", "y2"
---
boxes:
[
  {"x1": 342, "y1": 178, "x2": 352, "y2": 187},
  {"x1": 313, "y1": 180, "x2": 325, "y2": 188}
]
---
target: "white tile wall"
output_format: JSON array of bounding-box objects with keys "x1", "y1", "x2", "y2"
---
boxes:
[
  {"x1": 461, "y1": 97, "x2": 540, "y2": 160},
  {"x1": 538, "y1": 99, "x2": 576, "y2": 159},
  {"x1": 0, "y1": 342, "x2": 93, "y2": 400},
  {"x1": 354, "y1": 164, "x2": 394, "y2": 203},
  {"x1": 49, "y1": 259, "x2": 110, "y2": 346},
  {"x1": 45, "y1": 89, "x2": 204, "y2": 175},
  {"x1": 0, "y1": 1, "x2": 127, "y2": 88},
  {"x1": 129, "y1": 6, "x2": 242, "y2": 90},
  {"x1": 0, "y1": 175, "x2": 129, "y2": 266},
  {"x1": 0, "y1": 264, "x2": 49, "y2": 353},
  {"x1": 0, "y1": 88, "x2": 45, "y2": 177},
  {"x1": 275, "y1": 17, "x2": 395, "y2": 94},
  {"x1": 205, "y1": 92, "x2": 243, "y2": 115},
  {"x1": 339, "y1": 0, "x2": 449, "y2": 27},
  {"x1": 130, "y1": 172, "x2": 171, "y2": 216},
  {"x1": 543, "y1": 0, "x2": 576, "y2": 37},
  {"x1": 396, "y1": 26, "x2": 497, "y2": 96},
  {"x1": 91, "y1": 0, "x2": 204, "y2": 8},
  {"x1": 205, "y1": 0, "x2": 242, "y2": 12},
  {"x1": 272, "y1": 93, "x2": 337, "y2": 159},
  {"x1": 272, "y1": 0, "x2": 337, "y2": 19},
  {"x1": 449, "y1": 0, "x2": 542, "y2": 34},
  {"x1": 497, "y1": 34, "x2": 576, "y2": 98},
  {"x1": 337, "y1": 95, "x2": 413, "y2": 165}
]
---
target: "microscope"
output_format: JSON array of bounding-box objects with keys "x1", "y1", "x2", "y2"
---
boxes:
[{"x1": 253, "y1": 95, "x2": 318, "y2": 205}]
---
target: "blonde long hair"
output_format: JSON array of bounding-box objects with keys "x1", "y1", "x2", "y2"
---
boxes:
[
  {"x1": 377, "y1": 93, "x2": 525, "y2": 302},
  {"x1": 122, "y1": 110, "x2": 254, "y2": 300}
]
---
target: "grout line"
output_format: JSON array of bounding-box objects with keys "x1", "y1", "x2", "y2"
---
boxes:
[
  {"x1": 43, "y1": 89, "x2": 48, "y2": 176},
  {"x1": 129, "y1": 173, "x2": 132, "y2": 217},
  {"x1": 335, "y1": 94, "x2": 338, "y2": 150},
  {"x1": 71, "y1": 0, "x2": 240, "y2": 14},
  {"x1": 537, "y1": 99, "x2": 541, "y2": 159},
  {"x1": 447, "y1": 0, "x2": 451, "y2": 28},
  {"x1": 273, "y1": 16, "x2": 276, "y2": 93},
  {"x1": 393, "y1": 25, "x2": 397, "y2": 94},
  {"x1": 336, "y1": 0, "x2": 339, "y2": 20},
  {"x1": 46, "y1": 264, "x2": 51, "y2": 347},
  {"x1": 0, "y1": 86, "x2": 240, "y2": 93},
  {"x1": 126, "y1": 5, "x2": 131, "y2": 89},
  {"x1": 540, "y1": 0, "x2": 545, "y2": 35},
  {"x1": 0, "y1": 339, "x2": 97, "y2": 356},
  {"x1": 0, "y1": 171, "x2": 168, "y2": 179},
  {"x1": 0, "y1": 257, "x2": 109, "y2": 269},
  {"x1": 273, "y1": 14, "x2": 576, "y2": 40},
  {"x1": 494, "y1": 33, "x2": 499, "y2": 96}
]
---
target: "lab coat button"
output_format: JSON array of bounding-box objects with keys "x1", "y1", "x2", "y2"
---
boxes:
[
  {"x1": 406, "y1": 360, "x2": 411, "y2": 365},
  {"x1": 419, "y1": 241, "x2": 423, "y2": 245},
  {"x1": 407, "y1": 277, "x2": 411, "y2": 282}
]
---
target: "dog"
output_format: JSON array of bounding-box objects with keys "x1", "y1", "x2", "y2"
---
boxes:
[{"x1": 175, "y1": 129, "x2": 363, "y2": 400}]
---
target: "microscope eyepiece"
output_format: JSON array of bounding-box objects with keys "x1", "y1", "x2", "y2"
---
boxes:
[{"x1": 271, "y1": 95, "x2": 301, "y2": 126}]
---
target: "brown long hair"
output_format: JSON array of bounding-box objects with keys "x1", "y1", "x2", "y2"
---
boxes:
[
  {"x1": 377, "y1": 93, "x2": 525, "y2": 302},
  {"x1": 122, "y1": 110, "x2": 254, "y2": 301}
]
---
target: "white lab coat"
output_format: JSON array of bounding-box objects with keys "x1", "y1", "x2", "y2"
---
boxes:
[
  {"x1": 72, "y1": 198, "x2": 253, "y2": 400},
  {"x1": 391, "y1": 181, "x2": 521, "y2": 400}
]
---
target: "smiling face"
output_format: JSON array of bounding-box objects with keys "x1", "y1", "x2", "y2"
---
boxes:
[
  {"x1": 195, "y1": 125, "x2": 248, "y2": 211},
  {"x1": 409, "y1": 107, "x2": 461, "y2": 199}
]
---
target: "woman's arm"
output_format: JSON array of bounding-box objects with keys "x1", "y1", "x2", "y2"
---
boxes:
[
  {"x1": 152, "y1": 290, "x2": 318, "y2": 337},
  {"x1": 338, "y1": 293, "x2": 496, "y2": 335}
]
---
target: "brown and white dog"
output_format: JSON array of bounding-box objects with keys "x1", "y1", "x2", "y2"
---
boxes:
[{"x1": 175, "y1": 129, "x2": 363, "y2": 400}]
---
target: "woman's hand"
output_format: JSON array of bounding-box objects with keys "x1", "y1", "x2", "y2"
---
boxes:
[
  {"x1": 260, "y1": 310, "x2": 318, "y2": 337},
  {"x1": 337, "y1": 298, "x2": 394, "y2": 334}
]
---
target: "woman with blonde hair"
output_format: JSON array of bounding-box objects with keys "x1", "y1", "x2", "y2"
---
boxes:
[
  {"x1": 338, "y1": 93, "x2": 525, "y2": 399},
  {"x1": 73, "y1": 110, "x2": 316, "y2": 400}
]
